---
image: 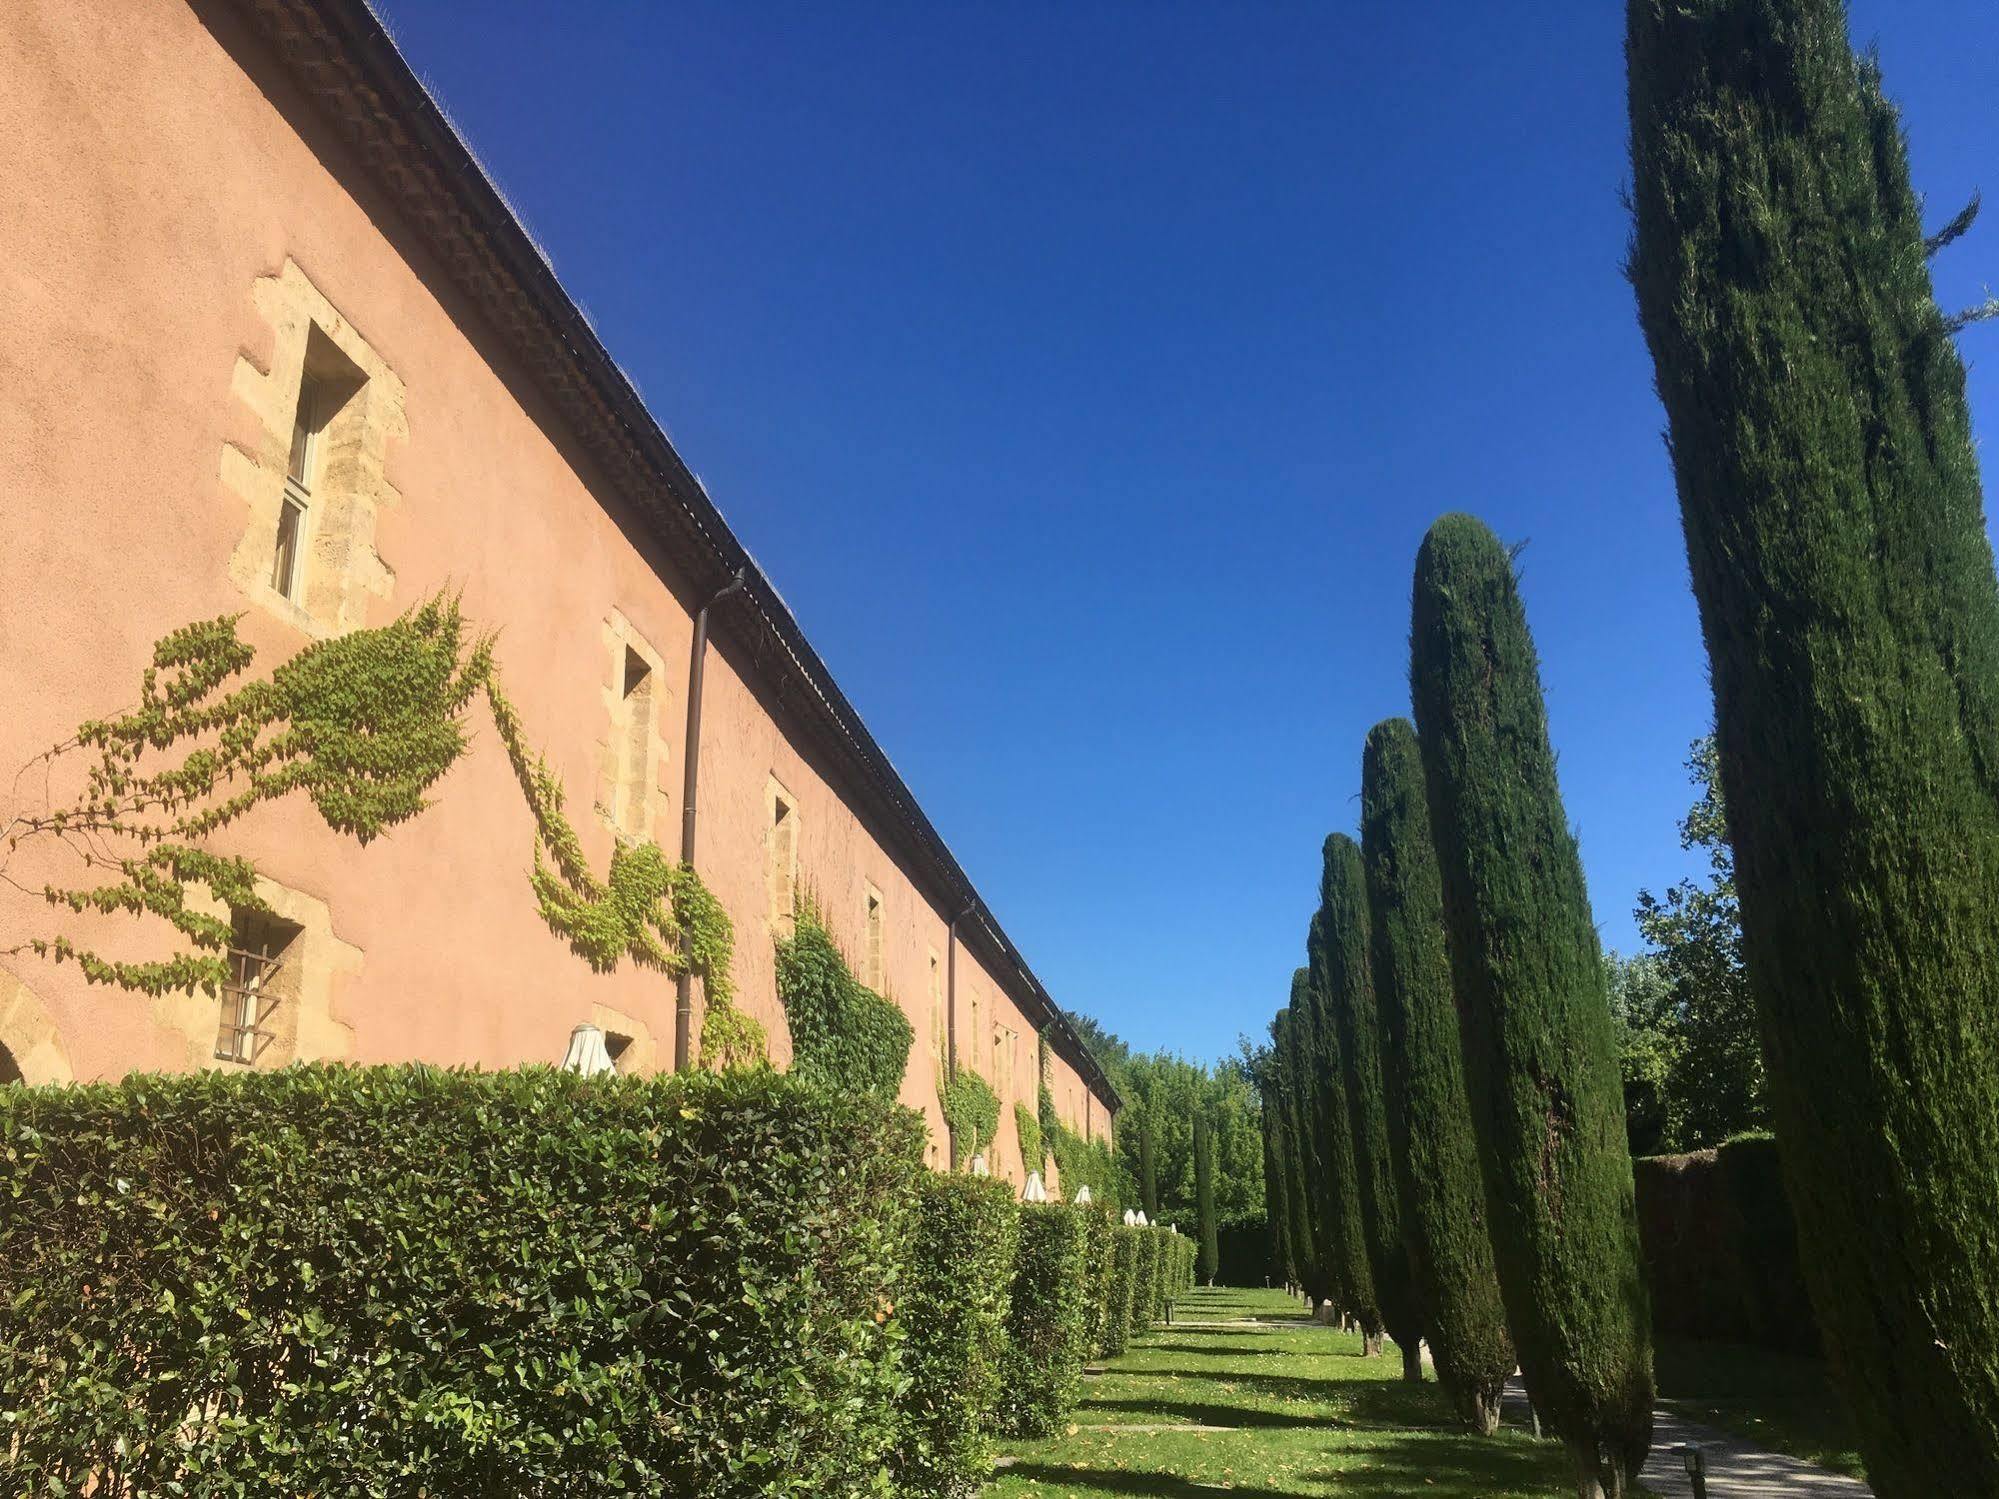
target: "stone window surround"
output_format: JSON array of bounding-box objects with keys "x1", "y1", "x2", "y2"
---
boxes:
[
  {"x1": 766, "y1": 775, "x2": 799, "y2": 932},
  {"x1": 155, "y1": 875, "x2": 359, "y2": 1072},
  {"x1": 593, "y1": 609, "x2": 669, "y2": 844},
  {"x1": 221, "y1": 258, "x2": 405, "y2": 639}
]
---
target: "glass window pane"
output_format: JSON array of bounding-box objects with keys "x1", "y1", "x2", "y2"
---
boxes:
[
  {"x1": 287, "y1": 377, "x2": 319, "y2": 486},
  {"x1": 271, "y1": 495, "x2": 304, "y2": 598}
]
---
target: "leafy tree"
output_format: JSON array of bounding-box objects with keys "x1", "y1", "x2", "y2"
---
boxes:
[
  {"x1": 1304, "y1": 906, "x2": 1380, "y2": 1343},
  {"x1": 1411, "y1": 514, "x2": 1653, "y2": 1498},
  {"x1": 1604, "y1": 952, "x2": 1678, "y2": 1158},
  {"x1": 1194, "y1": 1113, "x2": 1218, "y2": 1284},
  {"x1": 1318, "y1": 833, "x2": 1421, "y2": 1374},
  {"x1": 1629, "y1": 4, "x2": 1999, "y2": 1489},
  {"x1": 1361, "y1": 716, "x2": 1515, "y2": 1431},
  {"x1": 1061, "y1": 1014, "x2": 1264, "y2": 1227},
  {"x1": 1634, "y1": 737, "x2": 1765, "y2": 1147}
]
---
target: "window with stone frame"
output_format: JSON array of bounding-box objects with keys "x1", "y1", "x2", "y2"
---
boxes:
[
  {"x1": 768, "y1": 782, "x2": 799, "y2": 928},
  {"x1": 864, "y1": 884, "x2": 885, "y2": 991},
  {"x1": 216, "y1": 908, "x2": 304, "y2": 1066},
  {"x1": 224, "y1": 261, "x2": 402, "y2": 638}
]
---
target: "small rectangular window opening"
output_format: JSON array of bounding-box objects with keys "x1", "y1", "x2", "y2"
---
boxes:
[
  {"x1": 271, "y1": 374, "x2": 323, "y2": 600},
  {"x1": 865, "y1": 890, "x2": 884, "y2": 990},
  {"x1": 613, "y1": 646, "x2": 655, "y2": 836},
  {"x1": 622, "y1": 646, "x2": 651, "y2": 699},
  {"x1": 216, "y1": 909, "x2": 302, "y2": 1064},
  {"x1": 769, "y1": 793, "x2": 797, "y2": 921},
  {"x1": 928, "y1": 952, "x2": 944, "y2": 1061}
]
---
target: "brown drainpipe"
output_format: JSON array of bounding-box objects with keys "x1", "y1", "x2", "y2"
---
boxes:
[{"x1": 674, "y1": 568, "x2": 746, "y2": 1072}]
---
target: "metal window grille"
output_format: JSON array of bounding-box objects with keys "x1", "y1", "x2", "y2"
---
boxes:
[{"x1": 214, "y1": 939, "x2": 285, "y2": 1064}]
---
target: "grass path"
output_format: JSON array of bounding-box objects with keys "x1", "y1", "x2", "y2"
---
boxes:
[{"x1": 991, "y1": 1285, "x2": 1578, "y2": 1497}]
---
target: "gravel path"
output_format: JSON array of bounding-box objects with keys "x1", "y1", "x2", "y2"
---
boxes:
[{"x1": 1502, "y1": 1378, "x2": 1873, "y2": 1498}]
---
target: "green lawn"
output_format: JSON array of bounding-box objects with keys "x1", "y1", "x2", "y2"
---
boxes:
[
  {"x1": 991, "y1": 1285, "x2": 1575, "y2": 1498},
  {"x1": 1654, "y1": 1336, "x2": 1864, "y2": 1479}
]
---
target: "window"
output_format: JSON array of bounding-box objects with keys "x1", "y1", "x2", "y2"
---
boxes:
[
  {"x1": 609, "y1": 646, "x2": 654, "y2": 837},
  {"x1": 216, "y1": 909, "x2": 303, "y2": 1065},
  {"x1": 768, "y1": 786, "x2": 798, "y2": 923},
  {"x1": 927, "y1": 949, "x2": 944, "y2": 1063},
  {"x1": 271, "y1": 374, "x2": 323, "y2": 600},
  {"x1": 996, "y1": 1024, "x2": 1018, "y2": 1100},
  {"x1": 864, "y1": 886, "x2": 884, "y2": 990},
  {"x1": 225, "y1": 263, "x2": 400, "y2": 636}
]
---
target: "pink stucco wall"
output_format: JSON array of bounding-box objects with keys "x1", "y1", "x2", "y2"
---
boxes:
[{"x1": 0, "y1": 0, "x2": 1110, "y2": 1185}]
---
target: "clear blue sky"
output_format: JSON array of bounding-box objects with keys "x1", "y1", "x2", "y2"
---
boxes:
[{"x1": 375, "y1": 1, "x2": 1999, "y2": 1066}]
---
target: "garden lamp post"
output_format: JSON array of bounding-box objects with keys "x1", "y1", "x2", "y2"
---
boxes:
[{"x1": 1680, "y1": 1443, "x2": 1707, "y2": 1499}]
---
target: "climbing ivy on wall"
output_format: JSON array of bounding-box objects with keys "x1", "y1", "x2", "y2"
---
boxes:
[
  {"x1": 1, "y1": 596, "x2": 738, "y2": 1024},
  {"x1": 940, "y1": 1067, "x2": 1001, "y2": 1169},
  {"x1": 774, "y1": 901, "x2": 912, "y2": 1101},
  {"x1": 1048, "y1": 1120, "x2": 1119, "y2": 1209},
  {"x1": 1037, "y1": 1029, "x2": 1059, "y2": 1145},
  {"x1": 1013, "y1": 1100, "x2": 1043, "y2": 1176}
]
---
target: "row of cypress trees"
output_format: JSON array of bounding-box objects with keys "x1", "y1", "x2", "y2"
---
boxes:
[
  {"x1": 1262, "y1": 8, "x2": 1999, "y2": 1498},
  {"x1": 1260, "y1": 515, "x2": 1654, "y2": 1499}
]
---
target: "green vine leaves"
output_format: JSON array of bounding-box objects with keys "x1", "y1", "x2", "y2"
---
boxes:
[{"x1": 3, "y1": 595, "x2": 735, "y2": 1014}]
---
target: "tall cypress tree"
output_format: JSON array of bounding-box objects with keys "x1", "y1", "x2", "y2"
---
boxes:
[
  {"x1": 1259, "y1": 1092, "x2": 1294, "y2": 1288},
  {"x1": 1627, "y1": 5, "x2": 1999, "y2": 1489},
  {"x1": 1362, "y1": 717, "x2": 1516, "y2": 1432},
  {"x1": 1194, "y1": 1113, "x2": 1219, "y2": 1284},
  {"x1": 1411, "y1": 514, "x2": 1652, "y2": 1499},
  {"x1": 1304, "y1": 908, "x2": 1380, "y2": 1345},
  {"x1": 1274, "y1": 992, "x2": 1326, "y2": 1303},
  {"x1": 1318, "y1": 834, "x2": 1423, "y2": 1377},
  {"x1": 1137, "y1": 1117, "x2": 1159, "y2": 1221}
]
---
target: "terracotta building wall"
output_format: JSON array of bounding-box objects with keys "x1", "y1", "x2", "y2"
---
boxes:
[{"x1": 0, "y1": 0, "x2": 1110, "y2": 1183}]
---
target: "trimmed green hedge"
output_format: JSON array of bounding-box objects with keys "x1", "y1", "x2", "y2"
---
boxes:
[
  {"x1": 1633, "y1": 1134, "x2": 1817, "y2": 1355},
  {"x1": 1128, "y1": 1224, "x2": 1161, "y2": 1340},
  {"x1": 0, "y1": 1065, "x2": 924, "y2": 1497},
  {"x1": 1158, "y1": 1229, "x2": 1194, "y2": 1319},
  {"x1": 1075, "y1": 1202, "x2": 1116, "y2": 1358},
  {"x1": 895, "y1": 1175, "x2": 1021, "y2": 1497},
  {"x1": 1102, "y1": 1225, "x2": 1141, "y2": 1357},
  {"x1": 996, "y1": 1203, "x2": 1092, "y2": 1437}
]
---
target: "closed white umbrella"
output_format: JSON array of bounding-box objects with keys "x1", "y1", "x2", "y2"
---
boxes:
[
  {"x1": 1022, "y1": 1171, "x2": 1048, "y2": 1202},
  {"x1": 560, "y1": 1023, "x2": 617, "y2": 1077}
]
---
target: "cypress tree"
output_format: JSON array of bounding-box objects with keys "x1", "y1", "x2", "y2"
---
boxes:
[
  {"x1": 1274, "y1": 994, "x2": 1326, "y2": 1303},
  {"x1": 1303, "y1": 909, "x2": 1380, "y2": 1345},
  {"x1": 1194, "y1": 1113, "x2": 1218, "y2": 1285},
  {"x1": 1410, "y1": 514, "x2": 1653, "y2": 1498},
  {"x1": 1318, "y1": 834, "x2": 1423, "y2": 1378},
  {"x1": 1627, "y1": 5, "x2": 1999, "y2": 1489},
  {"x1": 1137, "y1": 1117, "x2": 1159, "y2": 1220},
  {"x1": 1259, "y1": 1096, "x2": 1293, "y2": 1288},
  {"x1": 1361, "y1": 717, "x2": 1516, "y2": 1432}
]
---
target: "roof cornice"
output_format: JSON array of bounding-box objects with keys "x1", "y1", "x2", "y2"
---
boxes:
[{"x1": 223, "y1": 0, "x2": 1119, "y2": 1113}]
